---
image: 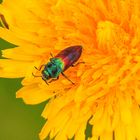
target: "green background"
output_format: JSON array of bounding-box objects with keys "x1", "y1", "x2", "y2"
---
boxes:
[
  {"x1": 0, "y1": 1, "x2": 46, "y2": 139},
  {"x1": 0, "y1": 38, "x2": 46, "y2": 140}
]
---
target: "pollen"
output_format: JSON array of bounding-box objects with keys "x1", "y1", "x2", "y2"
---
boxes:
[{"x1": 0, "y1": 0, "x2": 140, "y2": 140}]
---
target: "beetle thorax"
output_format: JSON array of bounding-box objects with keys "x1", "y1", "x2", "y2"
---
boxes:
[{"x1": 42, "y1": 58, "x2": 64, "y2": 80}]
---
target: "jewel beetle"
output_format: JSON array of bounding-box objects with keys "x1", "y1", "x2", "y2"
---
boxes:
[{"x1": 33, "y1": 45, "x2": 83, "y2": 84}]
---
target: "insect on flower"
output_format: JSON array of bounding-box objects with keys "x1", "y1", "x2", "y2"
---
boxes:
[{"x1": 32, "y1": 45, "x2": 84, "y2": 85}]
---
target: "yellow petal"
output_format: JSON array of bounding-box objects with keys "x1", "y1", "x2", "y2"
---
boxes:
[
  {"x1": 40, "y1": 106, "x2": 70, "y2": 139},
  {"x1": 100, "y1": 132, "x2": 113, "y2": 140},
  {"x1": 0, "y1": 59, "x2": 31, "y2": 78},
  {"x1": 75, "y1": 122, "x2": 86, "y2": 140},
  {"x1": 119, "y1": 95, "x2": 132, "y2": 124},
  {"x1": 2, "y1": 47, "x2": 37, "y2": 61},
  {"x1": 125, "y1": 125, "x2": 135, "y2": 140},
  {"x1": 39, "y1": 121, "x2": 51, "y2": 140},
  {"x1": 88, "y1": 136, "x2": 99, "y2": 140},
  {"x1": 132, "y1": 104, "x2": 140, "y2": 139},
  {"x1": 16, "y1": 84, "x2": 53, "y2": 104},
  {"x1": 0, "y1": 28, "x2": 30, "y2": 46},
  {"x1": 90, "y1": 105, "x2": 104, "y2": 124},
  {"x1": 54, "y1": 133, "x2": 67, "y2": 140},
  {"x1": 41, "y1": 93, "x2": 73, "y2": 119},
  {"x1": 115, "y1": 123, "x2": 126, "y2": 140}
]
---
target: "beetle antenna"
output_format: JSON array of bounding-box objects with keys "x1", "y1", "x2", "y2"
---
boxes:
[
  {"x1": 50, "y1": 53, "x2": 54, "y2": 58},
  {"x1": 42, "y1": 78, "x2": 49, "y2": 85},
  {"x1": 71, "y1": 61, "x2": 85, "y2": 67},
  {"x1": 34, "y1": 65, "x2": 45, "y2": 71},
  {"x1": 34, "y1": 66, "x2": 39, "y2": 70}
]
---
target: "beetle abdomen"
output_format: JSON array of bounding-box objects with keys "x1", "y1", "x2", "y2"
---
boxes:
[{"x1": 55, "y1": 45, "x2": 82, "y2": 71}]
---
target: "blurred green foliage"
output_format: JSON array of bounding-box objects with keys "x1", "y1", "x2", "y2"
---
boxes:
[
  {"x1": 0, "y1": 39, "x2": 46, "y2": 140},
  {"x1": 0, "y1": 2, "x2": 46, "y2": 140}
]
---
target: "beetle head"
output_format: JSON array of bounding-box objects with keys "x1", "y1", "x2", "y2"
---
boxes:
[{"x1": 41, "y1": 69, "x2": 50, "y2": 81}]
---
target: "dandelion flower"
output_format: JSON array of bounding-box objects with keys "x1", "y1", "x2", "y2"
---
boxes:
[{"x1": 1, "y1": 0, "x2": 140, "y2": 140}]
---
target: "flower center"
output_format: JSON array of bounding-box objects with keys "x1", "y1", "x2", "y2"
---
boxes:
[{"x1": 96, "y1": 20, "x2": 130, "y2": 57}]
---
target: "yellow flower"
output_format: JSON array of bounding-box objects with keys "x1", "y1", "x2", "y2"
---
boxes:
[{"x1": 1, "y1": 0, "x2": 140, "y2": 140}]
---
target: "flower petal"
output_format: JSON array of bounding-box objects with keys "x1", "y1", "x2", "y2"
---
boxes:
[
  {"x1": 0, "y1": 59, "x2": 32, "y2": 78},
  {"x1": 16, "y1": 84, "x2": 54, "y2": 104}
]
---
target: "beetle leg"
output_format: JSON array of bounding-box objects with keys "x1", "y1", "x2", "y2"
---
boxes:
[
  {"x1": 61, "y1": 72, "x2": 75, "y2": 85},
  {"x1": 44, "y1": 80, "x2": 49, "y2": 85},
  {"x1": 32, "y1": 71, "x2": 49, "y2": 85},
  {"x1": 42, "y1": 79, "x2": 49, "y2": 85},
  {"x1": 71, "y1": 61, "x2": 85, "y2": 67},
  {"x1": 41, "y1": 76, "x2": 49, "y2": 85},
  {"x1": 48, "y1": 76, "x2": 59, "y2": 83}
]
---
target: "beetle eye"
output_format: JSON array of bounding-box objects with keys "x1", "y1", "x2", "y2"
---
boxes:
[{"x1": 48, "y1": 63, "x2": 52, "y2": 67}]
